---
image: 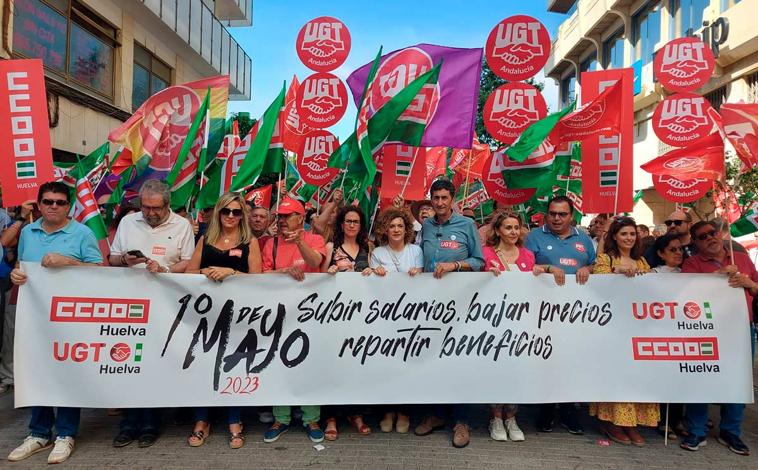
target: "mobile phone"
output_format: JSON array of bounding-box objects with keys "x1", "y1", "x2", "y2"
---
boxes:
[{"x1": 126, "y1": 250, "x2": 147, "y2": 258}]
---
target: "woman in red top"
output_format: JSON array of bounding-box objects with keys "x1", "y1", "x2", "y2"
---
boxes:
[{"x1": 480, "y1": 212, "x2": 534, "y2": 442}]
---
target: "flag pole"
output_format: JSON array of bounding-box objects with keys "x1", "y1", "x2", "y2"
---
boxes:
[
  {"x1": 664, "y1": 403, "x2": 670, "y2": 447},
  {"x1": 367, "y1": 195, "x2": 381, "y2": 239},
  {"x1": 399, "y1": 148, "x2": 420, "y2": 198},
  {"x1": 612, "y1": 133, "x2": 622, "y2": 216},
  {"x1": 461, "y1": 156, "x2": 472, "y2": 210}
]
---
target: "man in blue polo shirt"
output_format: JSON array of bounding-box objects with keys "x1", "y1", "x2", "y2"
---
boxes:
[
  {"x1": 415, "y1": 179, "x2": 483, "y2": 448},
  {"x1": 525, "y1": 195, "x2": 595, "y2": 435},
  {"x1": 7, "y1": 182, "x2": 102, "y2": 465}
]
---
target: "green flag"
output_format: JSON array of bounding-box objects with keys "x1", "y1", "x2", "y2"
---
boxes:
[
  {"x1": 71, "y1": 159, "x2": 108, "y2": 240},
  {"x1": 230, "y1": 82, "x2": 286, "y2": 192},
  {"x1": 730, "y1": 211, "x2": 758, "y2": 237},
  {"x1": 505, "y1": 102, "x2": 575, "y2": 163},
  {"x1": 166, "y1": 88, "x2": 211, "y2": 210}
]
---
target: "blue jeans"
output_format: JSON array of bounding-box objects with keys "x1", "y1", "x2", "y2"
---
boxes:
[
  {"x1": 432, "y1": 404, "x2": 470, "y2": 425},
  {"x1": 194, "y1": 407, "x2": 241, "y2": 425},
  {"x1": 687, "y1": 403, "x2": 744, "y2": 438},
  {"x1": 29, "y1": 407, "x2": 80, "y2": 439},
  {"x1": 119, "y1": 408, "x2": 160, "y2": 434}
]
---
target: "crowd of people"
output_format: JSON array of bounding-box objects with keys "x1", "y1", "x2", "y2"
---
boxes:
[{"x1": 0, "y1": 177, "x2": 756, "y2": 464}]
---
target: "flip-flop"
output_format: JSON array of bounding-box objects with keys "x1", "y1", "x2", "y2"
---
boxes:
[{"x1": 324, "y1": 419, "x2": 338, "y2": 441}]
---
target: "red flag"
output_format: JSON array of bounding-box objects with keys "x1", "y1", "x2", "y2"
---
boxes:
[
  {"x1": 714, "y1": 185, "x2": 741, "y2": 223},
  {"x1": 450, "y1": 137, "x2": 490, "y2": 187},
  {"x1": 380, "y1": 145, "x2": 426, "y2": 201},
  {"x1": 551, "y1": 79, "x2": 624, "y2": 143},
  {"x1": 216, "y1": 120, "x2": 240, "y2": 161},
  {"x1": 719, "y1": 103, "x2": 758, "y2": 170},
  {"x1": 245, "y1": 184, "x2": 272, "y2": 208},
  {"x1": 641, "y1": 132, "x2": 725, "y2": 180},
  {"x1": 282, "y1": 76, "x2": 311, "y2": 153},
  {"x1": 424, "y1": 146, "x2": 447, "y2": 191}
]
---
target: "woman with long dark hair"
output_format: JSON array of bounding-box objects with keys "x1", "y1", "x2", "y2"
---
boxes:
[
  {"x1": 185, "y1": 192, "x2": 262, "y2": 449},
  {"x1": 322, "y1": 205, "x2": 372, "y2": 439},
  {"x1": 590, "y1": 216, "x2": 658, "y2": 446}
]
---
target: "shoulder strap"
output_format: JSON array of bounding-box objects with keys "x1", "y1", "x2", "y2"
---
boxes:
[{"x1": 272, "y1": 236, "x2": 279, "y2": 271}]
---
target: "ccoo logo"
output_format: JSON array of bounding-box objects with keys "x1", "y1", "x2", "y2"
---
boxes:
[
  {"x1": 484, "y1": 82, "x2": 546, "y2": 145},
  {"x1": 653, "y1": 93, "x2": 713, "y2": 146},
  {"x1": 486, "y1": 15, "x2": 550, "y2": 81},
  {"x1": 297, "y1": 72, "x2": 348, "y2": 128},
  {"x1": 296, "y1": 16, "x2": 351, "y2": 72},
  {"x1": 654, "y1": 37, "x2": 714, "y2": 92}
]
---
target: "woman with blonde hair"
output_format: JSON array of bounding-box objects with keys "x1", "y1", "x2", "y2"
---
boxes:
[{"x1": 185, "y1": 192, "x2": 262, "y2": 448}]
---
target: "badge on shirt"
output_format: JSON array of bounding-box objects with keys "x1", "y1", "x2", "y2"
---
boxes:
[
  {"x1": 575, "y1": 243, "x2": 586, "y2": 253},
  {"x1": 559, "y1": 258, "x2": 578, "y2": 267},
  {"x1": 152, "y1": 246, "x2": 166, "y2": 256},
  {"x1": 229, "y1": 249, "x2": 243, "y2": 258},
  {"x1": 440, "y1": 240, "x2": 460, "y2": 250}
]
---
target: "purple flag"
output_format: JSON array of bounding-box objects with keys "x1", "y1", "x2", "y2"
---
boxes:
[{"x1": 346, "y1": 44, "x2": 483, "y2": 149}]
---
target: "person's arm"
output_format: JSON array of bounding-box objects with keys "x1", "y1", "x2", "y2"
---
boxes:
[
  {"x1": 321, "y1": 242, "x2": 333, "y2": 273},
  {"x1": 296, "y1": 233, "x2": 324, "y2": 269},
  {"x1": 247, "y1": 238, "x2": 262, "y2": 274},
  {"x1": 1, "y1": 221, "x2": 23, "y2": 247},
  {"x1": 185, "y1": 237, "x2": 204, "y2": 274}
]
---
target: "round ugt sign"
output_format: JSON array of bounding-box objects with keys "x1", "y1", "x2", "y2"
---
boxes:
[
  {"x1": 483, "y1": 82, "x2": 547, "y2": 145},
  {"x1": 652, "y1": 174, "x2": 711, "y2": 203},
  {"x1": 296, "y1": 129, "x2": 340, "y2": 187},
  {"x1": 485, "y1": 15, "x2": 551, "y2": 81},
  {"x1": 652, "y1": 92, "x2": 714, "y2": 147},
  {"x1": 296, "y1": 16, "x2": 351, "y2": 72},
  {"x1": 296, "y1": 72, "x2": 348, "y2": 129},
  {"x1": 654, "y1": 37, "x2": 714, "y2": 93}
]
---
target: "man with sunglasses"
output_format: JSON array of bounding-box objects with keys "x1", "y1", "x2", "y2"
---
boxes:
[
  {"x1": 645, "y1": 210, "x2": 693, "y2": 266},
  {"x1": 679, "y1": 221, "x2": 757, "y2": 456},
  {"x1": 108, "y1": 179, "x2": 195, "y2": 449},
  {"x1": 525, "y1": 196, "x2": 595, "y2": 435},
  {"x1": 7, "y1": 182, "x2": 102, "y2": 464}
]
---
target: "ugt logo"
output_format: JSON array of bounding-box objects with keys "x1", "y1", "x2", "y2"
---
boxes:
[
  {"x1": 301, "y1": 21, "x2": 346, "y2": 58},
  {"x1": 489, "y1": 87, "x2": 540, "y2": 128},
  {"x1": 562, "y1": 102, "x2": 605, "y2": 129},
  {"x1": 370, "y1": 48, "x2": 440, "y2": 123},
  {"x1": 663, "y1": 156, "x2": 704, "y2": 172},
  {"x1": 658, "y1": 96, "x2": 709, "y2": 134},
  {"x1": 661, "y1": 41, "x2": 709, "y2": 79},
  {"x1": 301, "y1": 74, "x2": 344, "y2": 116},
  {"x1": 492, "y1": 21, "x2": 543, "y2": 65},
  {"x1": 301, "y1": 133, "x2": 337, "y2": 171},
  {"x1": 657, "y1": 175, "x2": 708, "y2": 190}
]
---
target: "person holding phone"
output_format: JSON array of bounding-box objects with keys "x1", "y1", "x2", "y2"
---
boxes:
[{"x1": 108, "y1": 179, "x2": 195, "y2": 449}]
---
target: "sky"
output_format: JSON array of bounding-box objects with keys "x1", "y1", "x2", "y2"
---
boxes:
[{"x1": 226, "y1": 0, "x2": 569, "y2": 140}]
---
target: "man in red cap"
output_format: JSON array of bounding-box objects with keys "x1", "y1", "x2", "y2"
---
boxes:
[{"x1": 261, "y1": 196, "x2": 326, "y2": 443}]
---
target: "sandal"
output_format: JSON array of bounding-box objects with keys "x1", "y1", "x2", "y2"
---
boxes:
[
  {"x1": 229, "y1": 423, "x2": 244, "y2": 449},
  {"x1": 188, "y1": 424, "x2": 210, "y2": 447},
  {"x1": 349, "y1": 415, "x2": 372, "y2": 436},
  {"x1": 324, "y1": 418, "x2": 338, "y2": 441}
]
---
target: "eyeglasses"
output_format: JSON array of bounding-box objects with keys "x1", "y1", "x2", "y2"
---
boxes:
[
  {"x1": 665, "y1": 220, "x2": 685, "y2": 227},
  {"x1": 141, "y1": 205, "x2": 166, "y2": 213},
  {"x1": 695, "y1": 230, "x2": 718, "y2": 241},
  {"x1": 548, "y1": 211, "x2": 570, "y2": 218},
  {"x1": 219, "y1": 208, "x2": 243, "y2": 217},
  {"x1": 40, "y1": 198, "x2": 69, "y2": 207},
  {"x1": 343, "y1": 219, "x2": 361, "y2": 226}
]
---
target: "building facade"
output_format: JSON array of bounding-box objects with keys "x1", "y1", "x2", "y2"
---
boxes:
[
  {"x1": 0, "y1": 0, "x2": 252, "y2": 160},
  {"x1": 545, "y1": 0, "x2": 757, "y2": 225}
]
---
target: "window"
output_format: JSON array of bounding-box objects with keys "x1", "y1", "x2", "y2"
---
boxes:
[
  {"x1": 132, "y1": 44, "x2": 172, "y2": 110},
  {"x1": 603, "y1": 29, "x2": 625, "y2": 69},
  {"x1": 580, "y1": 52, "x2": 598, "y2": 73},
  {"x1": 12, "y1": 0, "x2": 117, "y2": 99},
  {"x1": 704, "y1": 86, "x2": 727, "y2": 111},
  {"x1": 669, "y1": 0, "x2": 709, "y2": 37},
  {"x1": 721, "y1": 0, "x2": 741, "y2": 12},
  {"x1": 561, "y1": 73, "x2": 576, "y2": 106},
  {"x1": 633, "y1": 1, "x2": 662, "y2": 65},
  {"x1": 746, "y1": 72, "x2": 758, "y2": 104}
]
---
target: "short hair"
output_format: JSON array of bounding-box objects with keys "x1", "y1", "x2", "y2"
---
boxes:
[
  {"x1": 375, "y1": 209, "x2": 415, "y2": 246},
  {"x1": 37, "y1": 181, "x2": 71, "y2": 203},
  {"x1": 650, "y1": 233, "x2": 681, "y2": 268},
  {"x1": 139, "y1": 179, "x2": 170, "y2": 206},
  {"x1": 548, "y1": 195, "x2": 574, "y2": 214},
  {"x1": 430, "y1": 179, "x2": 456, "y2": 198},
  {"x1": 690, "y1": 220, "x2": 717, "y2": 240}
]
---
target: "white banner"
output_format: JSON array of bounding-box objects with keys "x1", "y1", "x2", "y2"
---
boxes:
[{"x1": 15, "y1": 263, "x2": 754, "y2": 408}]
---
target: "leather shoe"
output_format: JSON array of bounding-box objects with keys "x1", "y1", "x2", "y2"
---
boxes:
[
  {"x1": 137, "y1": 432, "x2": 158, "y2": 448},
  {"x1": 604, "y1": 424, "x2": 631, "y2": 445},
  {"x1": 112, "y1": 431, "x2": 135, "y2": 448},
  {"x1": 414, "y1": 415, "x2": 445, "y2": 436},
  {"x1": 452, "y1": 423, "x2": 470, "y2": 448},
  {"x1": 625, "y1": 427, "x2": 645, "y2": 447}
]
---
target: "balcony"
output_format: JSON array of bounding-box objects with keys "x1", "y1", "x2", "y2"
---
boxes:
[
  {"x1": 214, "y1": 0, "x2": 253, "y2": 26},
  {"x1": 133, "y1": 0, "x2": 252, "y2": 100},
  {"x1": 548, "y1": 0, "x2": 577, "y2": 13}
]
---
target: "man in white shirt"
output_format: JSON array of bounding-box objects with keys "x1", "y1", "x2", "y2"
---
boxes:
[{"x1": 108, "y1": 179, "x2": 194, "y2": 448}]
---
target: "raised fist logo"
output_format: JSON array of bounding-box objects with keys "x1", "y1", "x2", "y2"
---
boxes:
[
  {"x1": 659, "y1": 113, "x2": 708, "y2": 134},
  {"x1": 301, "y1": 95, "x2": 342, "y2": 116},
  {"x1": 492, "y1": 42, "x2": 543, "y2": 65},
  {"x1": 302, "y1": 38, "x2": 344, "y2": 58},
  {"x1": 661, "y1": 58, "x2": 709, "y2": 79}
]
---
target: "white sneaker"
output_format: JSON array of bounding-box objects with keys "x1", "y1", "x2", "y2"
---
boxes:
[
  {"x1": 258, "y1": 411, "x2": 274, "y2": 424},
  {"x1": 505, "y1": 417, "x2": 525, "y2": 441},
  {"x1": 7, "y1": 436, "x2": 51, "y2": 461},
  {"x1": 489, "y1": 418, "x2": 508, "y2": 441},
  {"x1": 47, "y1": 437, "x2": 74, "y2": 464}
]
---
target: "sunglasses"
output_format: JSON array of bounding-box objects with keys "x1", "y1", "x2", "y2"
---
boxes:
[
  {"x1": 219, "y1": 208, "x2": 243, "y2": 217},
  {"x1": 695, "y1": 230, "x2": 718, "y2": 241},
  {"x1": 548, "y1": 211, "x2": 570, "y2": 218},
  {"x1": 665, "y1": 220, "x2": 685, "y2": 227},
  {"x1": 41, "y1": 198, "x2": 69, "y2": 207},
  {"x1": 614, "y1": 216, "x2": 635, "y2": 223}
]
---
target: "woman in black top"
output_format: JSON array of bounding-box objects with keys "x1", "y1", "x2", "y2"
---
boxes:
[
  {"x1": 185, "y1": 192, "x2": 262, "y2": 449},
  {"x1": 321, "y1": 205, "x2": 372, "y2": 440}
]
